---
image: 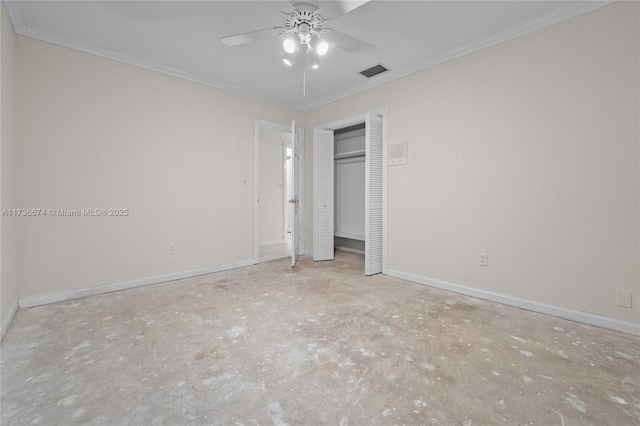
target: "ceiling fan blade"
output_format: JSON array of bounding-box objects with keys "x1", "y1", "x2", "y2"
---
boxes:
[
  {"x1": 325, "y1": 29, "x2": 377, "y2": 56},
  {"x1": 313, "y1": 1, "x2": 370, "y2": 20},
  {"x1": 221, "y1": 27, "x2": 281, "y2": 47}
]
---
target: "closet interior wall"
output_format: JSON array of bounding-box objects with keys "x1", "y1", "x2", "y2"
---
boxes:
[{"x1": 334, "y1": 123, "x2": 366, "y2": 253}]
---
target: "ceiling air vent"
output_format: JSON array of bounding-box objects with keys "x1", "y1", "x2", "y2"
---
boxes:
[{"x1": 359, "y1": 64, "x2": 389, "y2": 78}]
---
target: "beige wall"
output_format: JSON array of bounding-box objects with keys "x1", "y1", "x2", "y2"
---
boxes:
[
  {"x1": 306, "y1": 2, "x2": 639, "y2": 324},
  {"x1": 1, "y1": 1, "x2": 17, "y2": 332},
  {"x1": 259, "y1": 128, "x2": 287, "y2": 243},
  {"x1": 15, "y1": 35, "x2": 304, "y2": 300}
]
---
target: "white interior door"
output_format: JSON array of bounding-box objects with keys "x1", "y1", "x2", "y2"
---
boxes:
[
  {"x1": 313, "y1": 128, "x2": 335, "y2": 261},
  {"x1": 365, "y1": 114, "x2": 383, "y2": 275},
  {"x1": 290, "y1": 120, "x2": 301, "y2": 267}
]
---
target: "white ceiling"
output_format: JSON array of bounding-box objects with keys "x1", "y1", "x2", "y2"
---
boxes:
[{"x1": 6, "y1": 0, "x2": 611, "y2": 111}]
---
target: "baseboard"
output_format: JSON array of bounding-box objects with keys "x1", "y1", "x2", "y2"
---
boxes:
[
  {"x1": 18, "y1": 259, "x2": 255, "y2": 309},
  {"x1": 1, "y1": 301, "x2": 19, "y2": 341},
  {"x1": 386, "y1": 269, "x2": 640, "y2": 336},
  {"x1": 259, "y1": 240, "x2": 286, "y2": 247}
]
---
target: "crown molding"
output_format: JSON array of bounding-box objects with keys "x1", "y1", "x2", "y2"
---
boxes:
[
  {"x1": 5, "y1": 0, "x2": 615, "y2": 112},
  {"x1": 5, "y1": 4, "x2": 307, "y2": 111},
  {"x1": 3, "y1": 0, "x2": 23, "y2": 31},
  {"x1": 301, "y1": 0, "x2": 615, "y2": 111}
]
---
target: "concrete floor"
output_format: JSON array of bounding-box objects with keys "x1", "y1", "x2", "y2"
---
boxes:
[
  {"x1": 1, "y1": 252, "x2": 639, "y2": 425},
  {"x1": 259, "y1": 236, "x2": 291, "y2": 263}
]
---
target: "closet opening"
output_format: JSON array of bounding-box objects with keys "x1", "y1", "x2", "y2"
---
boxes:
[
  {"x1": 334, "y1": 122, "x2": 366, "y2": 255},
  {"x1": 313, "y1": 107, "x2": 386, "y2": 276}
]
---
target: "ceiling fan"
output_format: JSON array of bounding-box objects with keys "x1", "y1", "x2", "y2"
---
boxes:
[{"x1": 220, "y1": 0, "x2": 377, "y2": 67}]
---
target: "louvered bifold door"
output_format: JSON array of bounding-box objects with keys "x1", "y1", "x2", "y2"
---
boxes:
[
  {"x1": 313, "y1": 128, "x2": 335, "y2": 261},
  {"x1": 365, "y1": 114, "x2": 383, "y2": 275}
]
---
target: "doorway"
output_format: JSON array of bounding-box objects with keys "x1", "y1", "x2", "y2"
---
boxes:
[
  {"x1": 254, "y1": 119, "x2": 304, "y2": 264},
  {"x1": 312, "y1": 108, "x2": 387, "y2": 275}
]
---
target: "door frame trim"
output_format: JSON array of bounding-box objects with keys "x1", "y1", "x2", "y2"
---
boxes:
[
  {"x1": 254, "y1": 119, "x2": 305, "y2": 264},
  {"x1": 313, "y1": 106, "x2": 388, "y2": 273}
]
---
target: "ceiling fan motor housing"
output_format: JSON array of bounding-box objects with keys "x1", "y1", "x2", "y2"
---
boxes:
[{"x1": 282, "y1": 1, "x2": 327, "y2": 46}]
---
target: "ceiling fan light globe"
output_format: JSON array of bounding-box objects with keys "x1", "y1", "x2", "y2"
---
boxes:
[
  {"x1": 282, "y1": 56, "x2": 293, "y2": 67},
  {"x1": 309, "y1": 53, "x2": 320, "y2": 69},
  {"x1": 283, "y1": 38, "x2": 296, "y2": 53},
  {"x1": 317, "y1": 40, "x2": 329, "y2": 55}
]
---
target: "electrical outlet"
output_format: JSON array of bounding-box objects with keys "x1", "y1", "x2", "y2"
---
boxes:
[
  {"x1": 479, "y1": 253, "x2": 488, "y2": 267},
  {"x1": 169, "y1": 244, "x2": 175, "y2": 255},
  {"x1": 616, "y1": 290, "x2": 632, "y2": 308}
]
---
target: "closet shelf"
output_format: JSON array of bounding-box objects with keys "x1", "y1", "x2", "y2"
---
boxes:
[{"x1": 334, "y1": 149, "x2": 365, "y2": 160}]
